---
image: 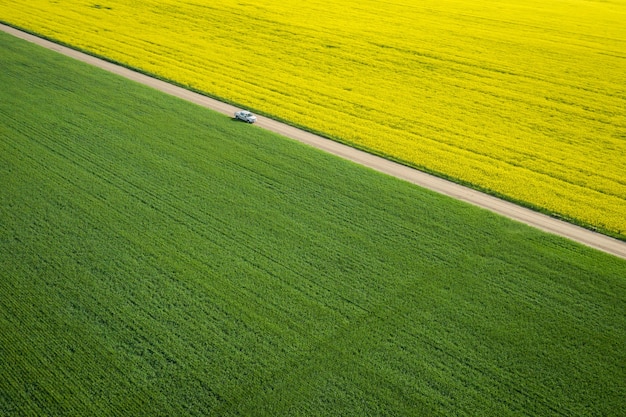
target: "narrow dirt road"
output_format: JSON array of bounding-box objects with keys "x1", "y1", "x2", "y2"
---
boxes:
[{"x1": 3, "y1": 23, "x2": 625, "y2": 260}]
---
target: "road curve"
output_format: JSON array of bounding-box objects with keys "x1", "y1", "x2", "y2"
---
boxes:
[{"x1": 3, "y1": 23, "x2": 625, "y2": 260}]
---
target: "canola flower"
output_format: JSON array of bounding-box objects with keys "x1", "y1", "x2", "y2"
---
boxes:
[{"x1": 2, "y1": 0, "x2": 625, "y2": 237}]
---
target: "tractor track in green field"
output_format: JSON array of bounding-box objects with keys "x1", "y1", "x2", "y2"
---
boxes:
[{"x1": 2, "y1": 22, "x2": 625, "y2": 260}]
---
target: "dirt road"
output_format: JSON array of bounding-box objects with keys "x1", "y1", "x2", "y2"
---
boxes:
[{"x1": 3, "y1": 23, "x2": 625, "y2": 260}]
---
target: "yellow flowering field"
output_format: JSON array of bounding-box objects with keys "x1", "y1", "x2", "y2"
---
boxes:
[{"x1": 2, "y1": 0, "x2": 625, "y2": 236}]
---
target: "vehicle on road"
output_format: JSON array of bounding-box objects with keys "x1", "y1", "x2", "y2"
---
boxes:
[{"x1": 234, "y1": 110, "x2": 257, "y2": 123}]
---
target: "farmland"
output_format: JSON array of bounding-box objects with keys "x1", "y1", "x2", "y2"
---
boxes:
[
  {"x1": 2, "y1": 32, "x2": 626, "y2": 416},
  {"x1": 1, "y1": 0, "x2": 625, "y2": 237}
]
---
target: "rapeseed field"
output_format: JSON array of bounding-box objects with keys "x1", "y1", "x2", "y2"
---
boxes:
[{"x1": 2, "y1": 0, "x2": 625, "y2": 236}]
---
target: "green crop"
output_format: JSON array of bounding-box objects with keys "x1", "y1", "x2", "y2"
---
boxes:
[{"x1": 1, "y1": 32, "x2": 625, "y2": 416}]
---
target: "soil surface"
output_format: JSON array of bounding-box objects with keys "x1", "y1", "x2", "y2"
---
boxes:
[{"x1": 3, "y1": 23, "x2": 624, "y2": 259}]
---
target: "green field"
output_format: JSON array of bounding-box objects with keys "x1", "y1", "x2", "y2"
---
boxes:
[{"x1": 1, "y1": 32, "x2": 625, "y2": 416}]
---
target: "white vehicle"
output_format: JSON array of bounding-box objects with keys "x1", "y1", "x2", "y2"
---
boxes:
[{"x1": 234, "y1": 110, "x2": 257, "y2": 123}]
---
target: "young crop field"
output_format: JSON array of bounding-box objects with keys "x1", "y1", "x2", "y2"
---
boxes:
[
  {"x1": 2, "y1": 32, "x2": 626, "y2": 416},
  {"x1": 1, "y1": 0, "x2": 625, "y2": 238}
]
